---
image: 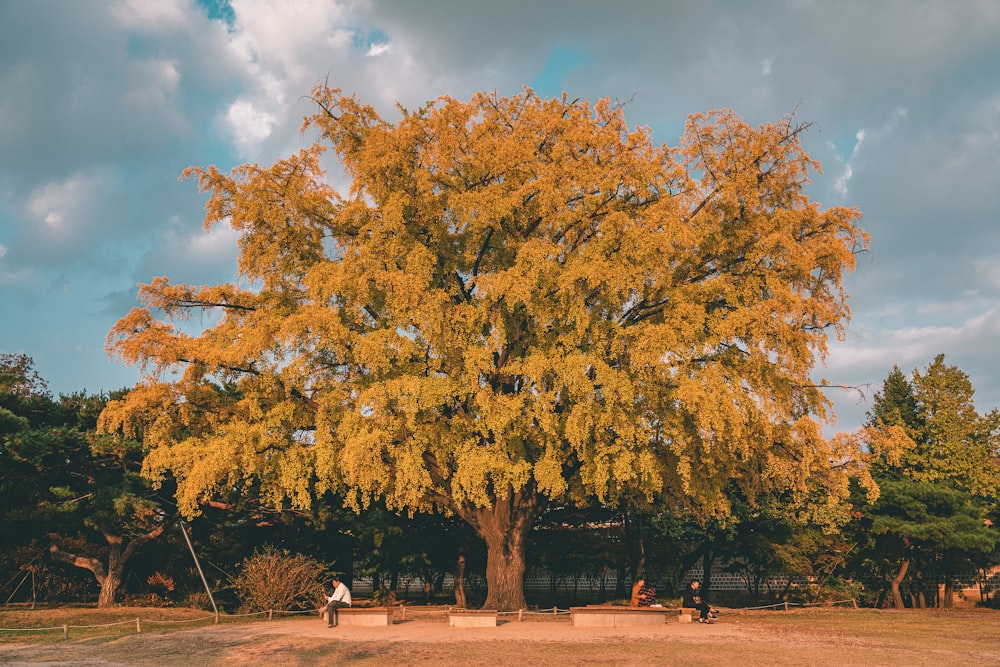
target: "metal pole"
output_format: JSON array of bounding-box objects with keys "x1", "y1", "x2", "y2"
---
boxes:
[{"x1": 178, "y1": 519, "x2": 219, "y2": 620}]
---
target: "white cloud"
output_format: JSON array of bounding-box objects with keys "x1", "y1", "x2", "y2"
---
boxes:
[
  {"x1": 27, "y1": 172, "x2": 105, "y2": 236},
  {"x1": 225, "y1": 98, "x2": 277, "y2": 154},
  {"x1": 826, "y1": 308, "x2": 1000, "y2": 380},
  {"x1": 832, "y1": 129, "x2": 864, "y2": 198},
  {"x1": 852, "y1": 108, "x2": 906, "y2": 153},
  {"x1": 122, "y1": 58, "x2": 184, "y2": 121},
  {"x1": 4, "y1": 0, "x2": 1000, "y2": 409},
  {"x1": 229, "y1": 0, "x2": 351, "y2": 80},
  {"x1": 111, "y1": 0, "x2": 189, "y2": 30},
  {"x1": 833, "y1": 163, "x2": 853, "y2": 199},
  {"x1": 201, "y1": 0, "x2": 377, "y2": 162},
  {"x1": 187, "y1": 222, "x2": 241, "y2": 260},
  {"x1": 135, "y1": 217, "x2": 241, "y2": 286},
  {"x1": 821, "y1": 307, "x2": 1000, "y2": 432}
]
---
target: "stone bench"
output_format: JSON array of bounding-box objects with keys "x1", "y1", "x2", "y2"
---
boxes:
[
  {"x1": 321, "y1": 606, "x2": 395, "y2": 626},
  {"x1": 677, "y1": 607, "x2": 697, "y2": 623},
  {"x1": 448, "y1": 608, "x2": 498, "y2": 627},
  {"x1": 569, "y1": 605, "x2": 672, "y2": 627}
]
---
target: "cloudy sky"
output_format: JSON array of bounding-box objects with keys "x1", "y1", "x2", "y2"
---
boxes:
[{"x1": 1, "y1": 0, "x2": 999, "y2": 434}]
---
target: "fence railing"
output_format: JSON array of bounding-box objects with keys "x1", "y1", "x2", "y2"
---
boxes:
[{"x1": 0, "y1": 605, "x2": 584, "y2": 639}]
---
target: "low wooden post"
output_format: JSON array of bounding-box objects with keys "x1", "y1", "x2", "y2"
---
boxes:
[
  {"x1": 63, "y1": 624, "x2": 68, "y2": 640},
  {"x1": 268, "y1": 609, "x2": 273, "y2": 620},
  {"x1": 136, "y1": 617, "x2": 141, "y2": 634},
  {"x1": 518, "y1": 609, "x2": 524, "y2": 622},
  {"x1": 783, "y1": 601, "x2": 789, "y2": 612}
]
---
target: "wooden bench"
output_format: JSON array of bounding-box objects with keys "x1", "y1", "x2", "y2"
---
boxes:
[
  {"x1": 321, "y1": 606, "x2": 395, "y2": 626},
  {"x1": 448, "y1": 608, "x2": 498, "y2": 627},
  {"x1": 569, "y1": 605, "x2": 671, "y2": 627}
]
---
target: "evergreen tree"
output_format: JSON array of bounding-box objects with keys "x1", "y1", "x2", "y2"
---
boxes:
[{"x1": 858, "y1": 356, "x2": 1000, "y2": 608}]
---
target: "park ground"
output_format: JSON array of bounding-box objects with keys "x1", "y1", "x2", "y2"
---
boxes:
[{"x1": 1, "y1": 606, "x2": 999, "y2": 666}]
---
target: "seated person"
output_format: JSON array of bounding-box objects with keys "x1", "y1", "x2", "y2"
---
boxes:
[
  {"x1": 637, "y1": 581, "x2": 658, "y2": 607},
  {"x1": 324, "y1": 577, "x2": 352, "y2": 628},
  {"x1": 630, "y1": 577, "x2": 645, "y2": 607},
  {"x1": 682, "y1": 579, "x2": 716, "y2": 623}
]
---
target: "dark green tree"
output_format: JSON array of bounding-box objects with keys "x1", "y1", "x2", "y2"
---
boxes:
[
  {"x1": 0, "y1": 357, "x2": 177, "y2": 607},
  {"x1": 47, "y1": 392, "x2": 179, "y2": 607},
  {"x1": 908, "y1": 355, "x2": 1000, "y2": 498},
  {"x1": 858, "y1": 357, "x2": 1000, "y2": 608}
]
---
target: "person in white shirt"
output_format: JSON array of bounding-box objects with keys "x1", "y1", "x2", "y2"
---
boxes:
[{"x1": 325, "y1": 577, "x2": 352, "y2": 627}]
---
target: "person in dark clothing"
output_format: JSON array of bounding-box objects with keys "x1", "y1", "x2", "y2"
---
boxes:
[{"x1": 682, "y1": 580, "x2": 715, "y2": 623}]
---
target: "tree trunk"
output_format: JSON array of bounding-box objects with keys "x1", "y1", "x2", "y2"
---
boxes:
[
  {"x1": 615, "y1": 564, "x2": 627, "y2": 599},
  {"x1": 50, "y1": 545, "x2": 110, "y2": 605},
  {"x1": 943, "y1": 577, "x2": 954, "y2": 608},
  {"x1": 673, "y1": 541, "x2": 711, "y2": 597},
  {"x1": 50, "y1": 540, "x2": 126, "y2": 608},
  {"x1": 458, "y1": 484, "x2": 539, "y2": 612},
  {"x1": 702, "y1": 550, "x2": 715, "y2": 603},
  {"x1": 915, "y1": 570, "x2": 926, "y2": 609},
  {"x1": 890, "y1": 557, "x2": 910, "y2": 609},
  {"x1": 622, "y1": 506, "x2": 645, "y2": 580},
  {"x1": 97, "y1": 565, "x2": 124, "y2": 609},
  {"x1": 454, "y1": 551, "x2": 467, "y2": 608},
  {"x1": 482, "y1": 530, "x2": 528, "y2": 611},
  {"x1": 49, "y1": 521, "x2": 170, "y2": 608},
  {"x1": 942, "y1": 556, "x2": 956, "y2": 608},
  {"x1": 98, "y1": 544, "x2": 125, "y2": 608}
]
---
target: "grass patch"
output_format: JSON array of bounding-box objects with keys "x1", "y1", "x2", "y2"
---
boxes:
[{"x1": 0, "y1": 606, "x2": 263, "y2": 643}]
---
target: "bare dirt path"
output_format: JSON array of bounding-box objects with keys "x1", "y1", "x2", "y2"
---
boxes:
[{"x1": 2, "y1": 609, "x2": 998, "y2": 666}]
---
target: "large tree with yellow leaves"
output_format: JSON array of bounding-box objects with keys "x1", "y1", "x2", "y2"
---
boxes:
[{"x1": 100, "y1": 86, "x2": 867, "y2": 610}]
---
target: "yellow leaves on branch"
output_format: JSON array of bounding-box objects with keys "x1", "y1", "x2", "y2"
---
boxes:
[{"x1": 101, "y1": 85, "x2": 868, "y2": 521}]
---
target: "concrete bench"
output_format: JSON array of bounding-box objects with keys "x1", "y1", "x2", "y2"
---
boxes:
[
  {"x1": 321, "y1": 606, "x2": 395, "y2": 626},
  {"x1": 677, "y1": 607, "x2": 697, "y2": 623},
  {"x1": 448, "y1": 609, "x2": 498, "y2": 627},
  {"x1": 569, "y1": 605, "x2": 671, "y2": 627}
]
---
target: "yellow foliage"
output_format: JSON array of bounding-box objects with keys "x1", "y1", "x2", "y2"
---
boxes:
[{"x1": 101, "y1": 86, "x2": 867, "y2": 526}]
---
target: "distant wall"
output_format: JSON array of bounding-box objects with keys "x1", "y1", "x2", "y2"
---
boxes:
[{"x1": 348, "y1": 564, "x2": 1000, "y2": 608}]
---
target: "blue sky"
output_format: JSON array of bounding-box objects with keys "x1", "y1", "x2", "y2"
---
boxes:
[{"x1": 2, "y1": 0, "x2": 999, "y2": 435}]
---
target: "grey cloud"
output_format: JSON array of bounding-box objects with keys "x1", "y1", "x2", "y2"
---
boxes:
[
  {"x1": 4, "y1": 0, "x2": 1000, "y2": 420},
  {"x1": 0, "y1": 3, "x2": 238, "y2": 188}
]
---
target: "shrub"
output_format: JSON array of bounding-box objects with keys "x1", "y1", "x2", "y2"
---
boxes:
[
  {"x1": 231, "y1": 546, "x2": 322, "y2": 612},
  {"x1": 784, "y1": 578, "x2": 864, "y2": 606},
  {"x1": 183, "y1": 590, "x2": 214, "y2": 610}
]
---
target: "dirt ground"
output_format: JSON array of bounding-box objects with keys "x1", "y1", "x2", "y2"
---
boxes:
[{"x1": 2, "y1": 608, "x2": 999, "y2": 666}]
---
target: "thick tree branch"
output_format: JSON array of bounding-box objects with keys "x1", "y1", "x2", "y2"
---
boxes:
[
  {"x1": 49, "y1": 545, "x2": 107, "y2": 582},
  {"x1": 472, "y1": 227, "x2": 494, "y2": 277},
  {"x1": 174, "y1": 299, "x2": 256, "y2": 312}
]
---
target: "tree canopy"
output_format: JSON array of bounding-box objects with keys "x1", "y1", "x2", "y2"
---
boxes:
[
  {"x1": 859, "y1": 357, "x2": 1000, "y2": 608},
  {"x1": 0, "y1": 357, "x2": 174, "y2": 607},
  {"x1": 99, "y1": 86, "x2": 868, "y2": 610}
]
